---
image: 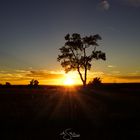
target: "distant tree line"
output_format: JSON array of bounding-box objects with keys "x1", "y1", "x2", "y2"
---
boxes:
[
  {"x1": 0, "y1": 79, "x2": 39, "y2": 88},
  {"x1": 0, "y1": 82, "x2": 12, "y2": 86}
]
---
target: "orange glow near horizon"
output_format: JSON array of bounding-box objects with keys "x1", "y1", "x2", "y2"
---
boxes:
[{"x1": 0, "y1": 70, "x2": 140, "y2": 85}]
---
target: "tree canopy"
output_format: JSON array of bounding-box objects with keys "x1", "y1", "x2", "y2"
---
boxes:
[{"x1": 57, "y1": 33, "x2": 106, "y2": 86}]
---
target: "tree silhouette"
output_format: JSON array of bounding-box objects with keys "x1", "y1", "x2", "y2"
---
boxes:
[{"x1": 57, "y1": 33, "x2": 106, "y2": 87}]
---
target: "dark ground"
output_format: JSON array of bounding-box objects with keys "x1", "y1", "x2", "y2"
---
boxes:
[{"x1": 0, "y1": 83, "x2": 140, "y2": 140}]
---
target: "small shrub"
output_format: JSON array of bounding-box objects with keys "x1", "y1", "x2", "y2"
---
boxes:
[
  {"x1": 88, "y1": 77, "x2": 102, "y2": 87},
  {"x1": 29, "y1": 79, "x2": 39, "y2": 88},
  {"x1": 34, "y1": 80, "x2": 39, "y2": 86},
  {"x1": 5, "y1": 82, "x2": 11, "y2": 86}
]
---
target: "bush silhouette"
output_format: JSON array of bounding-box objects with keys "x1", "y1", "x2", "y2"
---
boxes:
[
  {"x1": 5, "y1": 82, "x2": 11, "y2": 86},
  {"x1": 88, "y1": 77, "x2": 102, "y2": 87},
  {"x1": 29, "y1": 79, "x2": 39, "y2": 87},
  {"x1": 34, "y1": 80, "x2": 39, "y2": 86}
]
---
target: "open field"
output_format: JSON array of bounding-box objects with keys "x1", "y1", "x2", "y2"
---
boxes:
[{"x1": 0, "y1": 84, "x2": 140, "y2": 140}]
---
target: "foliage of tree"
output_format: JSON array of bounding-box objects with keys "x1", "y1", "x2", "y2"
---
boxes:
[{"x1": 57, "y1": 33, "x2": 106, "y2": 86}]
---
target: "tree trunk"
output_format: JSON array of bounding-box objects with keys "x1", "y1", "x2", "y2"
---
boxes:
[
  {"x1": 83, "y1": 80, "x2": 86, "y2": 87},
  {"x1": 77, "y1": 68, "x2": 87, "y2": 87},
  {"x1": 83, "y1": 47, "x2": 87, "y2": 88},
  {"x1": 84, "y1": 67, "x2": 87, "y2": 87},
  {"x1": 77, "y1": 67, "x2": 85, "y2": 86}
]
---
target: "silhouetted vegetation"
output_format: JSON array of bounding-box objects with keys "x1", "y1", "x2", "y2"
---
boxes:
[
  {"x1": 29, "y1": 79, "x2": 39, "y2": 88},
  {"x1": 5, "y1": 82, "x2": 11, "y2": 86},
  {"x1": 57, "y1": 33, "x2": 106, "y2": 87},
  {"x1": 88, "y1": 77, "x2": 102, "y2": 87}
]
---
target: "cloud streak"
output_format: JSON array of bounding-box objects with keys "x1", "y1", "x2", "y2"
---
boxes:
[
  {"x1": 117, "y1": 75, "x2": 140, "y2": 80},
  {"x1": 0, "y1": 69, "x2": 65, "y2": 85},
  {"x1": 98, "y1": 0, "x2": 110, "y2": 11},
  {"x1": 26, "y1": 70, "x2": 64, "y2": 79},
  {"x1": 108, "y1": 65, "x2": 116, "y2": 68},
  {"x1": 123, "y1": 0, "x2": 140, "y2": 7}
]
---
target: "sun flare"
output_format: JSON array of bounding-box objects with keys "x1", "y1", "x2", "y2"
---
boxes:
[
  {"x1": 56, "y1": 71, "x2": 81, "y2": 86},
  {"x1": 64, "y1": 76, "x2": 74, "y2": 86}
]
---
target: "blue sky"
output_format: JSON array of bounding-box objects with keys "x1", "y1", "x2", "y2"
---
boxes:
[{"x1": 0, "y1": 0, "x2": 140, "y2": 84}]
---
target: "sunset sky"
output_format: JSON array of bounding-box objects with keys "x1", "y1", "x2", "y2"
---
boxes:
[{"x1": 0, "y1": 0, "x2": 140, "y2": 85}]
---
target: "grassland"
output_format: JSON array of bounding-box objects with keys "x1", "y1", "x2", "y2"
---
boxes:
[{"x1": 0, "y1": 83, "x2": 140, "y2": 140}]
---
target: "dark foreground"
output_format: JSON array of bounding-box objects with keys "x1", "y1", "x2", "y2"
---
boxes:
[{"x1": 0, "y1": 84, "x2": 140, "y2": 140}]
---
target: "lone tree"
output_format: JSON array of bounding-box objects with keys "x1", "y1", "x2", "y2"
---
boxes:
[{"x1": 57, "y1": 33, "x2": 106, "y2": 87}]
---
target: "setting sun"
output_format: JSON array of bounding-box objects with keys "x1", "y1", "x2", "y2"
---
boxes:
[{"x1": 64, "y1": 76, "x2": 74, "y2": 86}]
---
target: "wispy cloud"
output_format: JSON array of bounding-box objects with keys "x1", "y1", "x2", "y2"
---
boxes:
[
  {"x1": 101, "y1": 74, "x2": 140, "y2": 83},
  {"x1": 108, "y1": 65, "x2": 116, "y2": 68},
  {"x1": 123, "y1": 0, "x2": 140, "y2": 7},
  {"x1": 26, "y1": 70, "x2": 64, "y2": 79},
  {"x1": 117, "y1": 75, "x2": 140, "y2": 80},
  {"x1": 89, "y1": 71, "x2": 104, "y2": 76},
  {"x1": 111, "y1": 71, "x2": 120, "y2": 74},
  {"x1": 106, "y1": 26, "x2": 121, "y2": 33},
  {"x1": 97, "y1": 0, "x2": 110, "y2": 11},
  {"x1": 129, "y1": 71, "x2": 140, "y2": 75},
  {"x1": 0, "y1": 69, "x2": 64, "y2": 84}
]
